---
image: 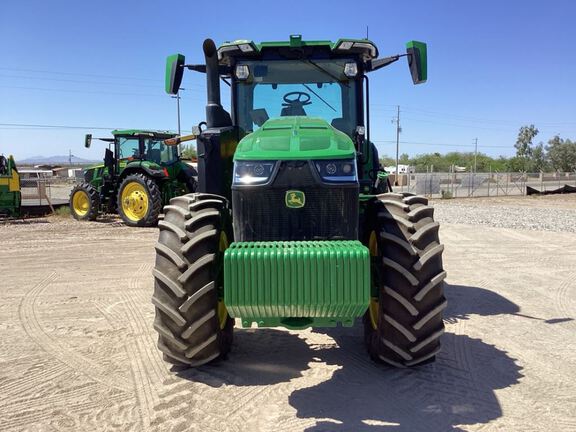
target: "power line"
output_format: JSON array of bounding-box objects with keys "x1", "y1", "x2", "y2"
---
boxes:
[
  {"x1": 0, "y1": 85, "x2": 203, "y2": 99},
  {"x1": 0, "y1": 122, "x2": 186, "y2": 132},
  {"x1": 0, "y1": 73, "x2": 204, "y2": 89},
  {"x1": 390, "y1": 105, "x2": 576, "y2": 127},
  {"x1": 399, "y1": 116, "x2": 516, "y2": 132},
  {"x1": 0, "y1": 66, "x2": 161, "y2": 82},
  {"x1": 373, "y1": 140, "x2": 511, "y2": 149},
  {"x1": 0, "y1": 74, "x2": 163, "y2": 89}
]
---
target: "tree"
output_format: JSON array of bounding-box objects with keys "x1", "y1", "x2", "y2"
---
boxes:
[
  {"x1": 528, "y1": 142, "x2": 548, "y2": 172},
  {"x1": 399, "y1": 153, "x2": 410, "y2": 164},
  {"x1": 181, "y1": 144, "x2": 197, "y2": 160},
  {"x1": 514, "y1": 125, "x2": 539, "y2": 158},
  {"x1": 379, "y1": 154, "x2": 396, "y2": 167},
  {"x1": 546, "y1": 136, "x2": 576, "y2": 172}
]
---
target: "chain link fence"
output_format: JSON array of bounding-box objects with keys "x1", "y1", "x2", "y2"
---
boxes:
[
  {"x1": 20, "y1": 176, "x2": 74, "y2": 208},
  {"x1": 17, "y1": 171, "x2": 576, "y2": 208},
  {"x1": 392, "y1": 171, "x2": 576, "y2": 198}
]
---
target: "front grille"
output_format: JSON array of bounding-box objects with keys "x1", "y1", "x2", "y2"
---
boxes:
[{"x1": 232, "y1": 161, "x2": 358, "y2": 241}]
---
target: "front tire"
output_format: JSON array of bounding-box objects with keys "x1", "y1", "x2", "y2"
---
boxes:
[
  {"x1": 69, "y1": 183, "x2": 100, "y2": 221},
  {"x1": 117, "y1": 173, "x2": 162, "y2": 227},
  {"x1": 364, "y1": 193, "x2": 447, "y2": 367},
  {"x1": 152, "y1": 193, "x2": 234, "y2": 368}
]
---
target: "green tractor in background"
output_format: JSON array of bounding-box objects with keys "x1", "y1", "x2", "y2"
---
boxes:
[
  {"x1": 70, "y1": 130, "x2": 198, "y2": 226},
  {"x1": 0, "y1": 155, "x2": 21, "y2": 218},
  {"x1": 153, "y1": 36, "x2": 446, "y2": 369}
]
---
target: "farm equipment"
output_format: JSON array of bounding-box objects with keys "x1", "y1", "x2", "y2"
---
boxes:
[
  {"x1": 70, "y1": 130, "x2": 198, "y2": 226},
  {"x1": 0, "y1": 155, "x2": 21, "y2": 217},
  {"x1": 153, "y1": 36, "x2": 446, "y2": 368}
]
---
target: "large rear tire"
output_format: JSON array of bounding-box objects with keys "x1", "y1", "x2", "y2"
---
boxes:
[
  {"x1": 152, "y1": 193, "x2": 234, "y2": 368},
  {"x1": 117, "y1": 173, "x2": 162, "y2": 227},
  {"x1": 363, "y1": 192, "x2": 446, "y2": 367},
  {"x1": 69, "y1": 183, "x2": 100, "y2": 221}
]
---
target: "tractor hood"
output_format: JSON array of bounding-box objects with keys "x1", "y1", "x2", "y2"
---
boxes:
[{"x1": 234, "y1": 117, "x2": 355, "y2": 161}]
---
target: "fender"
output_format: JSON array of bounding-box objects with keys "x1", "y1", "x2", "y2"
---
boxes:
[{"x1": 122, "y1": 160, "x2": 167, "y2": 180}]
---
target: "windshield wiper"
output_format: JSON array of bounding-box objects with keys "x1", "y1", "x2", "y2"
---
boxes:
[
  {"x1": 302, "y1": 83, "x2": 337, "y2": 112},
  {"x1": 304, "y1": 59, "x2": 350, "y2": 88}
]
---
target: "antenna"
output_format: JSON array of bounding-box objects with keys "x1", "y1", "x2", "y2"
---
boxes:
[{"x1": 366, "y1": 25, "x2": 369, "y2": 39}]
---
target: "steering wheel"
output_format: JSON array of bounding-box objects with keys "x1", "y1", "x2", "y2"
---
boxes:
[{"x1": 283, "y1": 91, "x2": 311, "y2": 106}]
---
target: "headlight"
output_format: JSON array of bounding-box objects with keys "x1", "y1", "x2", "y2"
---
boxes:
[
  {"x1": 233, "y1": 161, "x2": 275, "y2": 185},
  {"x1": 344, "y1": 62, "x2": 358, "y2": 77},
  {"x1": 235, "y1": 64, "x2": 250, "y2": 80},
  {"x1": 314, "y1": 159, "x2": 357, "y2": 182}
]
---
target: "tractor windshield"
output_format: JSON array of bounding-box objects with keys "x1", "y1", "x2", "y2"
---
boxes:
[
  {"x1": 144, "y1": 138, "x2": 178, "y2": 165},
  {"x1": 235, "y1": 59, "x2": 359, "y2": 136},
  {"x1": 116, "y1": 136, "x2": 178, "y2": 165}
]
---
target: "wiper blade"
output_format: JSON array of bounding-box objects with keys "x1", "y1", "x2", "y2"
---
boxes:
[
  {"x1": 302, "y1": 83, "x2": 337, "y2": 113},
  {"x1": 304, "y1": 59, "x2": 350, "y2": 88}
]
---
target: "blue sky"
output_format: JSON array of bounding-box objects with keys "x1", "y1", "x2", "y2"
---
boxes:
[{"x1": 1, "y1": 0, "x2": 575, "y2": 160}]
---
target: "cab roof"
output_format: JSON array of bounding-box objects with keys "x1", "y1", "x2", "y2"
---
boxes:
[
  {"x1": 217, "y1": 35, "x2": 379, "y2": 65},
  {"x1": 111, "y1": 129, "x2": 175, "y2": 137}
]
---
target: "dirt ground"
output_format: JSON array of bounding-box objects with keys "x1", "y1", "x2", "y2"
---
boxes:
[
  {"x1": 433, "y1": 193, "x2": 576, "y2": 209},
  {"x1": 1, "y1": 196, "x2": 575, "y2": 431}
]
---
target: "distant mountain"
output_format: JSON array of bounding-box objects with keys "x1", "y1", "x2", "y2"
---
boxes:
[{"x1": 18, "y1": 155, "x2": 100, "y2": 165}]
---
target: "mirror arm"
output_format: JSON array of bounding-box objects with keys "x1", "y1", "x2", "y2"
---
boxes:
[
  {"x1": 185, "y1": 64, "x2": 232, "y2": 75},
  {"x1": 185, "y1": 64, "x2": 206, "y2": 73},
  {"x1": 366, "y1": 54, "x2": 408, "y2": 72}
]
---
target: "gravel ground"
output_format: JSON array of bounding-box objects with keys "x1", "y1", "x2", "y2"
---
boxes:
[
  {"x1": 431, "y1": 194, "x2": 576, "y2": 232},
  {"x1": 1, "y1": 197, "x2": 575, "y2": 431}
]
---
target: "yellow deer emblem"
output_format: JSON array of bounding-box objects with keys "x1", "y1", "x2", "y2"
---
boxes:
[{"x1": 285, "y1": 190, "x2": 305, "y2": 208}]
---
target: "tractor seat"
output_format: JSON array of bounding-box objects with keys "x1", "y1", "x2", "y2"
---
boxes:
[
  {"x1": 281, "y1": 104, "x2": 307, "y2": 117},
  {"x1": 147, "y1": 149, "x2": 162, "y2": 163}
]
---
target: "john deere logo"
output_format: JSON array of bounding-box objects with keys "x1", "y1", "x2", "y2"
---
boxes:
[{"x1": 285, "y1": 190, "x2": 305, "y2": 208}]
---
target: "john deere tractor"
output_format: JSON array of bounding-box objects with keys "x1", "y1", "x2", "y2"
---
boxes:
[
  {"x1": 70, "y1": 130, "x2": 198, "y2": 226},
  {"x1": 0, "y1": 155, "x2": 21, "y2": 217},
  {"x1": 153, "y1": 36, "x2": 446, "y2": 369}
]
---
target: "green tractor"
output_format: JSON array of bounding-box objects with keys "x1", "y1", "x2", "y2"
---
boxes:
[
  {"x1": 0, "y1": 155, "x2": 21, "y2": 218},
  {"x1": 70, "y1": 130, "x2": 198, "y2": 226},
  {"x1": 153, "y1": 36, "x2": 446, "y2": 369}
]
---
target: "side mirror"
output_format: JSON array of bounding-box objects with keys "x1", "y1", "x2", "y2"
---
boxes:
[
  {"x1": 84, "y1": 134, "x2": 92, "y2": 148},
  {"x1": 406, "y1": 41, "x2": 427, "y2": 84},
  {"x1": 165, "y1": 53, "x2": 185, "y2": 95}
]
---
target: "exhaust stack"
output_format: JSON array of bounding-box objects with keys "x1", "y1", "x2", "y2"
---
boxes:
[{"x1": 203, "y1": 39, "x2": 231, "y2": 128}]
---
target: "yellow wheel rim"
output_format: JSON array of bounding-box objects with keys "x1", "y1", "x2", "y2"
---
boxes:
[
  {"x1": 368, "y1": 231, "x2": 379, "y2": 329},
  {"x1": 217, "y1": 231, "x2": 230, "y2": 329},
  {"x1": 72, "y1": 190, "x2": 90, "y2": 217},
  {"x1": 120, "y1": 182, "x2": 149, "y2": 222}
]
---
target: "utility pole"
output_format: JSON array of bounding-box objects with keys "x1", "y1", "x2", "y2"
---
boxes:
[
  {"x1": 394, "y1": 105, "x2": 401, "y2": 185},
  {"x1": 473, "y1": 138, "x2": 478, "y2": 173},
  {"x1": 68, "y1": 149, "x2": 72, "y2": 165},
  {"x1": 171, "y1": 88, "x2": 185, "y2": 136},
  {"x1": 171, "y1": 88, "x2": 185, "y2": 156}
]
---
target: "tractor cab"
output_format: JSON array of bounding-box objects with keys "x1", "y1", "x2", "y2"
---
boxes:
[
  {"x1": 166, "y1": 36, "x2": 426, "y2": 198},
  {"x1": 113, "y1": 130, "x2": 179, "y2": 168}
]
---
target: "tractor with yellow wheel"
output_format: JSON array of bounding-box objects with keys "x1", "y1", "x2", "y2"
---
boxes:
[
  {"x1": 69, "y1": 130, "x2": 197, "y2": 227},
  {"x1": 0, "y1": 155, "x2": 21, "y2": 218}
]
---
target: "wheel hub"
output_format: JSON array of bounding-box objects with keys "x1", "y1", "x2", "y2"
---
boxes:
[
  {"x1": 72, "y1": 190, "x2": 90, "y2": 217},
  {"x1": 121, "y1": 183, "x2": 149, "y2": 221}
]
